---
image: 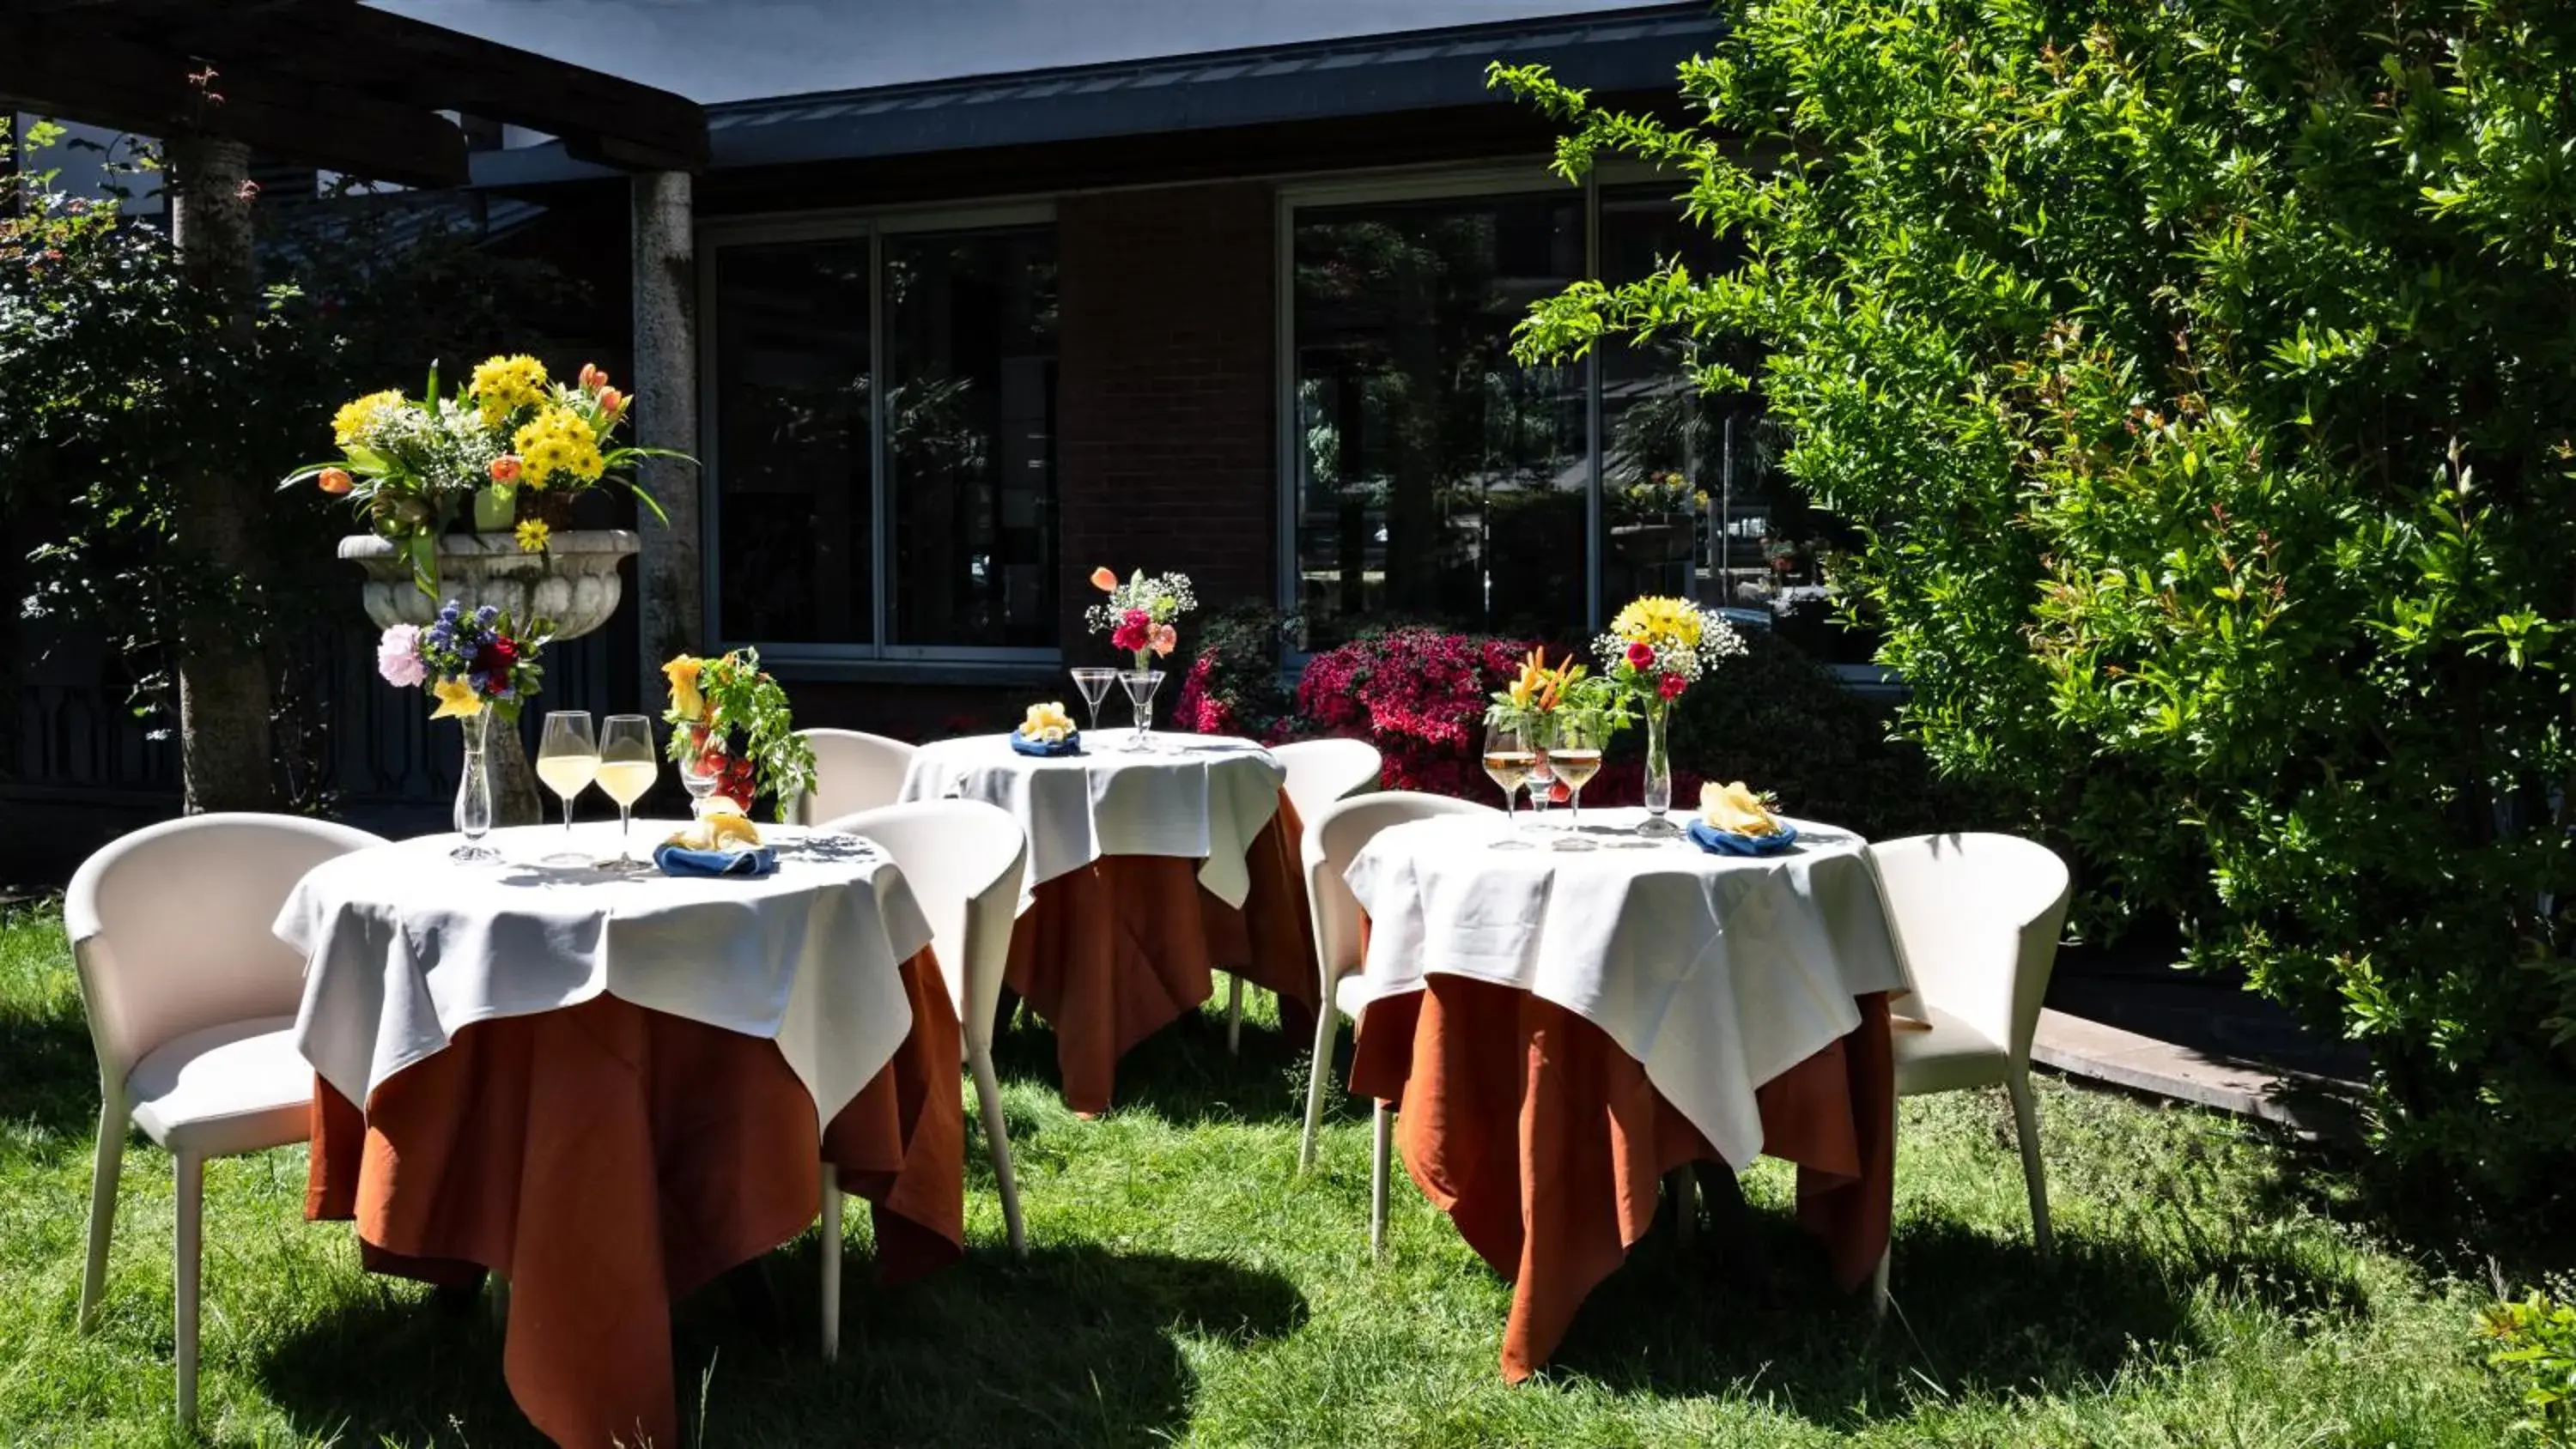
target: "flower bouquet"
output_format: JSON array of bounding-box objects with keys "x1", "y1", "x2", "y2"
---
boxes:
[
  {"x1": 1612, "y1": 470, "x2": 1710, "y2": 521},
  {"x1": 1591, "y1": 596, "x2": 1749, "y2": 835},
  {"x1": 284, "y1": 355, "x2": 683, "y2": 597},
  {"x1": 660, "y1": 649, "x2": 817, "y2": 823},
  {"x1": 1084, "y1": 567, "x2": 1197, "y2": 670},
  {"x1": 377, "y1": 601, "x2": 553, "y2": 859}
]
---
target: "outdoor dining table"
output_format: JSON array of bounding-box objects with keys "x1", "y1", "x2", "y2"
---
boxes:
[
  {"x1": 1341, "y1": 806, "x2": 1911, "y2": 1380},
  {"x1": 274, "y1": 822, "x2": 966, "y2": 1448},
  {"x1": 897, "y1": 731, "x2": 1315, "y2": 1113}
]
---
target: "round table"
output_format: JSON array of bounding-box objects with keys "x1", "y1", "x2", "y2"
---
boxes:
[
  {"x1": 1341, "y1": 804, "x2": 1911, "y2": 1380},
  {"x1": 275, "y1": 821, "x2": 964, "y2": 1447},
  {"x1": 896, "y1": 731, "x2": 1316, "y2": 1113}
]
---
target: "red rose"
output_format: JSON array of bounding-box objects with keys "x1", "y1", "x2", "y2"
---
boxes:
[
  {"x1": 1659, "y1": 672, "x2": 1687, "y2": 700},
  {"x1": 1625, "y1": 640, "x2": 1656, "y2": 670},
  {"x1": 480, "y1": 635, "x2": 519, "y2": 672}
]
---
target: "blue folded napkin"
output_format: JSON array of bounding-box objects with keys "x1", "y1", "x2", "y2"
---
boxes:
[
  {"x1": 1010, "y1": 731, "x2": 1082, "y2": 758},
  {"x1": 1686, "y1": 818, "x2": 1800, "y2": 856},
  {"x1": 653, "y1": 843, "x2": 779, "y2": 878}
]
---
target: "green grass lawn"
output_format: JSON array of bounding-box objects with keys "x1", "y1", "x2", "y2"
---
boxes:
[{"x1": 0, "y1": 900, "x2": 2521, "y2": 1447}]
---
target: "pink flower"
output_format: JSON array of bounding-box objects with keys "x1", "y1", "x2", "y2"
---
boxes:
[
  {"x1": 1149, "y1": 622, "x2": 1177, "y2": 658},
  {"x1": 1625, "y1": 640, "x2": 1656, "y2": 670},
  {"x1": 1659, "y1": 672, "x2": 1687, "y2": 701},
  {"x1": 376, "y1": 624, "x2": 426, "y2": 688}
]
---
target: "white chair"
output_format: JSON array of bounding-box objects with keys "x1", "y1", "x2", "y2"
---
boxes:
[
  {"x1": 1224, "y1": 737, "x2": 1384, "y2": 1052},
  {"x1": 1295, "y1": 791, "x2": 1498, "y2": 1256},
  {"x1": 66, "y1": 811, "x2": 388, "y2": 1426},
  {"x1": 1869, "y1": 831, "x2": 2074, "y2": 1297},
  {"x1": 791, "y1": 729, "x2": 917, "y2": 825},
  {"x1": 814, "y1": 798, "x2": 1029, "y2": 1360}
]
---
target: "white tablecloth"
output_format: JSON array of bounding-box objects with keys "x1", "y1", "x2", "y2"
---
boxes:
[
  {"x1": 896, "y1": 733, "x2": 1285, "y2": 908},
  {"x1": 277, "y1": 822, "x2": 934, "y2": 1126},
  {"x1": 1343, "y1": 806, "x2": 1911, "y2": 1170}
]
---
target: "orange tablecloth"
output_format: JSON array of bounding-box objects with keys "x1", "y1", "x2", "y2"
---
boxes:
[
  {"x1": 307, "y1": 949, "x2": 964, "y2": 1447},
  {"x1": 1005, "y1": 792, "x2": 1314, "y2": 1113},
  {"x1": 1348, "y1": 975, "x2": 1893, "y2": 1381}
]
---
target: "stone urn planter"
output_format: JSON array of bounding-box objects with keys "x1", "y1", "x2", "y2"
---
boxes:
[{"x1": 340, "y1": 530, "x2": 641, "y2": 828}]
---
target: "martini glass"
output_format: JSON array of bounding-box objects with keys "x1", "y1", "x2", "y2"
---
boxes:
[
  {"x1": 1070, "y1": 667, "x2": 1118, "y2": 744},
  {"x1": 1120, "y1": 668, "x2": 1165, "y2": 752}
]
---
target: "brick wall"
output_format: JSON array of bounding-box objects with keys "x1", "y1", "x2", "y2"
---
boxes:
[{"x1": 1055, "y1": 183, "x2": 1278, "y2": 655}]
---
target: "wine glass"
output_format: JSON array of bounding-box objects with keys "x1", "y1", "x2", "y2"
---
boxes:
[
  {"x1": 677, "y1": 731, "x2": 723, "y2": 815},
  {"x1": 535, "y1": 711, "x2": 597, "y2": 865},
  {"x1": 1524, "y1": 715, "x2": 1558, "y2": 831},
  {"x1": 1483, "y1": 719, "x2": 1535, "y2": 849},
  {"x1": 1069, "y1": 668, "x2": 1119, "y2": 742},
  {"x1": 595, "y1": 715, "x2": 658, "y2": 867},
  {"x1": 1120, "y1": 668, "x2": 1164, "y2": 752},
  {"x1": 1547, "y1": 715, "x2": 1604, "y2": 851}
]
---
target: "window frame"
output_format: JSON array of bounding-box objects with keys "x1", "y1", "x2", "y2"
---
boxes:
[{"x1": 696, "y1": 200, "x2": 1061, "y2": 672}]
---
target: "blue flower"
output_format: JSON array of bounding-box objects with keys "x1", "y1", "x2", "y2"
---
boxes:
[{"x1": 473, "y1": 604, "x2": 499, "y2": 627}]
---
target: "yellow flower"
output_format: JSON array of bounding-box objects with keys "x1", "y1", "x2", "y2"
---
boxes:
[
  {"x1": 512, "y1": 406, "x2": 606, "y2": 488},
  {"x1": 471, "y1": 355, "x2": 550, "y2": 424},
  {"x1": 1612, "y1": 596, "x2": 1704, "y2": 650},
  {"x1": 514, "y1": 518, "x2": 550, "y2": 554},
  {"x1": 331, "y1": 390, "x2": 405, "y2": 446},
  {"x1": 663, "y1": 656, "x2": 705, "y2": 721},
  {"x1": 429, "y1": 678, "x2": 485, "y2": 719}
]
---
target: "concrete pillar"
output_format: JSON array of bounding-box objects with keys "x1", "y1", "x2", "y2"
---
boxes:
[{"x1": 631, "y1": 169, "x2": 702, "y2": 700}]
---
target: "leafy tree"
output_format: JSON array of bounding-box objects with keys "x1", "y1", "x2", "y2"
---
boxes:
[{"x1": 1498, "y1": 0, "x2": 2576, "y2": 1216}]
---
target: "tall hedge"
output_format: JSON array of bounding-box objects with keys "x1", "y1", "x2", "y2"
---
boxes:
[{"x1": 1501, "y1": 1, "x2": 2576, "y2": 1213}]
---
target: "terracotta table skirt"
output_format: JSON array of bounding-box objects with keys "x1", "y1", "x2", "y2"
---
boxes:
[
  {"x1": 1005, "y1": 793, "x2": 1315, "y2": 1113},
  {"x1": 307, "y1": 948, "x2": 966, "y2": 1448},
  {"x1": 1349, "y1": 976, "x2": 1894, "y2": 1381}
]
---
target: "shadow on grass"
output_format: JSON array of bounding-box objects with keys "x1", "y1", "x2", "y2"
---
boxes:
[
  {"x1": 0, "y1": 997, "x2": 100, "y2": 1148},
  {"x1": 256, "y1": 1243, "x2": 1306, "y2": 1448},
  {"x1": 1548, "y1": 1201, "x2": 2366, "y2": 1426},
  {"x1": 987, "y1": 989, "x2": 1335, "y2": 1130}
]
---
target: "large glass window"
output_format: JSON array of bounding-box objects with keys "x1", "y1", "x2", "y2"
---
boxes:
[
  {"x1": 711, "y1": 239, "x2": 872, "y2": 646},
  {"x1": 1291, "y1": 194, "x2": 1587, "y2": 648},
  {"x1": 707, "y1": 215, "x2": 1059, "y2": 657}
]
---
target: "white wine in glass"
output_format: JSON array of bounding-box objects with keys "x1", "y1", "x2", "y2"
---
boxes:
[
  {"x1": 595, "y1": 714, "x2": 658, "y2": 867},
  {"x1": 1483, "y1": 719, "x2": 1535, "y2": 849},
  {"x1": 535, "y1": 711, "x2": 598, "y2": 865},
  {"x1": 1548, "y1": 718, "x2": 1604, "y2": 850}
]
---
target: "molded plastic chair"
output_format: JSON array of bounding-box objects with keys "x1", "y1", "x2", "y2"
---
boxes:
[
  {"x1": 815, "y1": 798, "x2": 1029, "y2": 1360},
  {"x1": 1296, "y1": 791, "x2": 1499, "y2": 1255},
  {"x1": 791, "y1": 729, "x2": 917, "y2": 825},
  {"x1": 66, "y1": 812, "x2": 388, "y2": 1426},
  {"x1": 1868, "y1": 831, "x2": 2074, "y2": 1295},
  {"x1": 1224, "y1": 737, "x2": 1384, "y2": 1052}
]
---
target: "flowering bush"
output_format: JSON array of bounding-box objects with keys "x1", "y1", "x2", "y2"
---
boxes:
[
  {"x1": 1170, "y1": 603, "x2": 1298, "y2": 741},
  {"x1": 374, "y1": 601, "x2": 550, "y2": 723},
  {"x1": 1294, "y1": 627, "x2": 1538, "y2": 796},
  {"x1": 286, "y1": 355, "x2": 679, "y2": 597}
]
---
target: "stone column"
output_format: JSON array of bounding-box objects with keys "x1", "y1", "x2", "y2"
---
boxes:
[
  {"x1": 167, "y1": 134, "x2": 277, "y2": 813},
  {"x1": 631, "y1": 169, "x2": 702, "y2": 702}
]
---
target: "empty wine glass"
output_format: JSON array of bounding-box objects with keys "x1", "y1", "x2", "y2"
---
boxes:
[
  {"x1": 535, "y1": 711, "x2": 596, "y2": 866},
  {"x1": 677, "y1": 731, "x2": 722, "y2": 815},
  {"x1": 1120, "y1": 669, "x2": 1165, "y2": 751},
  {"x1": 595, "y1": 715, "x2": 657, "y2": 867},
  {"x1": 1069, "y1": 667, "x2": 1118, "y2": 742},
  {"x1": 1482, "y1": 719, "x2": 1535, "y2": 849}
]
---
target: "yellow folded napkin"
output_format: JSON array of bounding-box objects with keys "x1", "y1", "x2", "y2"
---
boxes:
[
  {"x1": 665, "y1": 797, "x2": 763, "y2": 852},
  {"x1": 1018, "y1": 700, "x2": 1077, "y2": 745},
  {"x1": 1699, "y1": 780, "x2": 1782, "y2": 837}
]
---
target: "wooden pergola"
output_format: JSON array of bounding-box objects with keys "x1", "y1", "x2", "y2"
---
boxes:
[{"x1": 1, "y1": 0, "x2": 710, "y2": 813}]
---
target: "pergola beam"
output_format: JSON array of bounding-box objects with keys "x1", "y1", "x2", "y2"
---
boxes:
[{"x1": 0, "y1": 21, "x2": 470, "y2": 187}]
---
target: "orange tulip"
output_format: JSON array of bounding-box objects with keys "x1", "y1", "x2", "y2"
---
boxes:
[
  {"x1": 578, "y1": 363, "x2": 605, "y2": 391},
  {"x1": 596, "y1": 386, "x2": 624, "y2": 418},
  {"x1": 1089, "y1": 566, "x2": 1119, "y2": 592},
  {"x1": 489, "y1": 454, "x2": 523, "y2": 484},
  {"x1": 317, "y1": 467, "x2": 353, "y2": 495}
]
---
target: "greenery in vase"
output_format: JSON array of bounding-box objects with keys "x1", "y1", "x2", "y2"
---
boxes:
[
  {"x1": 661, "y1": 648, "x2": 817, "y2": 822},
  {"x1": 283, "y1": 355, "x2": 683, "y2": 597},
  {"x1": 1498, "y1": 1, "x2": 2576, "y2": 1207}
]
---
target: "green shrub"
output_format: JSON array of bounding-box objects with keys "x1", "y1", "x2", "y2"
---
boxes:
[
  {"x1": 2482, "y1": 1288, "x2": 2576, "y2": 1445},
  {"x1": 1501, "y1": 0, "x2": 2576, "y2": 1210}
]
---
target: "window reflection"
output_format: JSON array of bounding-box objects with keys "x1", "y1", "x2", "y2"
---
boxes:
[
  {"x1": 884, "y1": 227, "x2": 1059, "y2": 650},
  {"x1": 1291, "y1": 196, "x2": 1587, "y2": 649},
  {"x1": 712, "y1": 240, "x2": 872, "y2": 645}
]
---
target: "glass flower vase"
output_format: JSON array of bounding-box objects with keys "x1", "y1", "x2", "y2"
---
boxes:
[
  {"x1": 452, "y1": 707, "x2": 499, "y2": 861},
  {"x1": 471, "y1": 482, "x2": 517, "y2": 533},
  {"x1": 1637, "y1": 698, "x2": 1682, "y2": 838}
]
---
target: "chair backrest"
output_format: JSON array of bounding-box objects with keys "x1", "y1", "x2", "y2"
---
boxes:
[
  {"x1": 1272, "y1": 737, "x2": 1382, "y2": 826},
  {"x1": 793, "y1": 729, "x2": 918, "y2": 826},
  {"x1": 820, "y1": 799, "x2": 1026, "y2": 1051},
  {"x1": 64, "y1": 812, "x2": 388, "y2": 1094},
  {"x1": 1302, "y1": 791, "x2": 1498, "y2": 995},
  {"x1": 1867, "y1": 832, "x2": 2072, "y2": 1064}
]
